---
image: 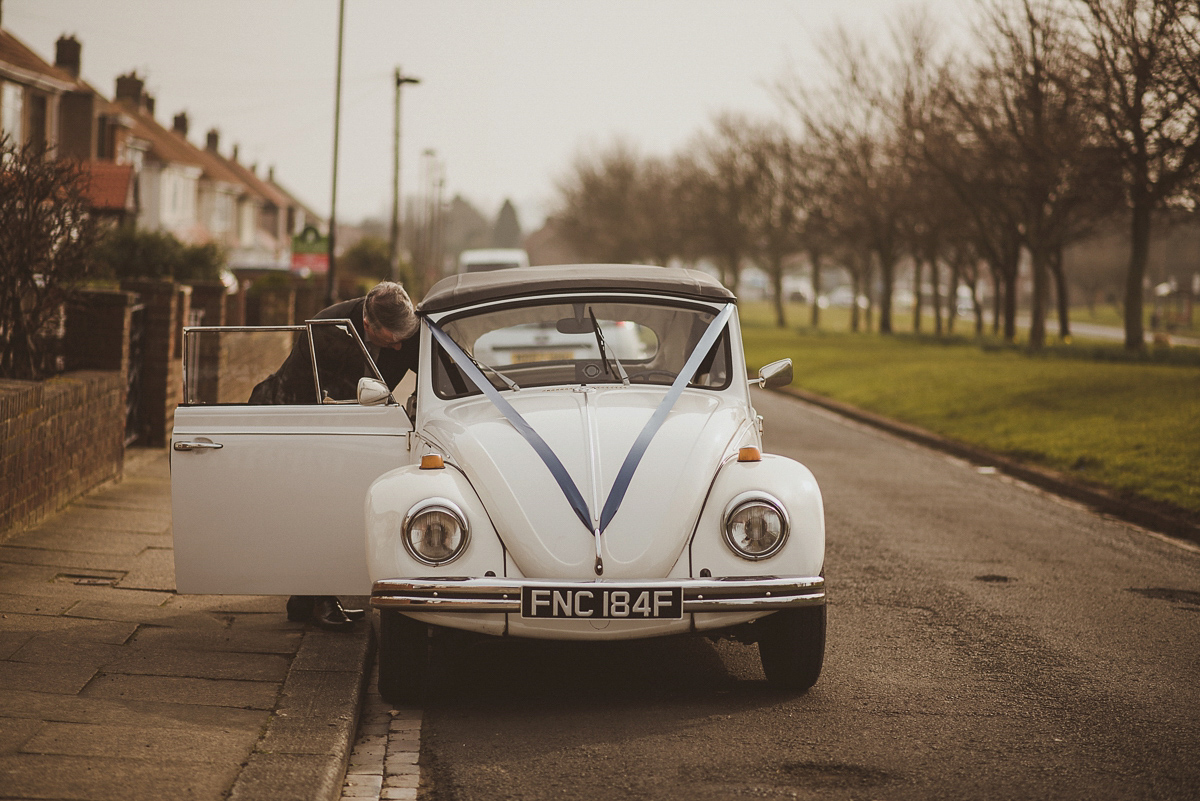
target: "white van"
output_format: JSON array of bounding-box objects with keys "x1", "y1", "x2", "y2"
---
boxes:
[{"x1": 457, "y1": 248, "x2": 530, "y2": 274}]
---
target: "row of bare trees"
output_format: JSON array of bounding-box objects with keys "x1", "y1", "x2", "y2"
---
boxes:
[{"x1": 553, "y1": 0, "x2": 1200, "y2": 350}]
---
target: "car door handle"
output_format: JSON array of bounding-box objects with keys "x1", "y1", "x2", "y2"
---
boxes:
[{"x1": 173, "y1": 440, "x2": 223, "y2": 451}]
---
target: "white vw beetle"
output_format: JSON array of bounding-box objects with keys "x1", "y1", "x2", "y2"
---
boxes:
[{"x1": 171, "y1": 265, "x2": 825, "y2": 703}]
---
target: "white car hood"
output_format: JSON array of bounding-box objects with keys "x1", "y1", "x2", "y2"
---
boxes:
[{"x1": 422, "y1": 387, "x2": 748, "y2": 579}]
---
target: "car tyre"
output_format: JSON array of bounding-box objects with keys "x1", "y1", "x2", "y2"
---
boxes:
[
  {"x1": 377, "y1": 609, "x2": 429, "y2": 705},
  {"x1": 757, "y1": 605, "x2": 825, "y2": 692}
]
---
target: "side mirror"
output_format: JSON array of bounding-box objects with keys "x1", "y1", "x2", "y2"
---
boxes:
[
  {"x1": 357, "y1": 377, "x2": 391, "y2": 406},
  {"x1": 754, "y1": 358, "x2": 793, "y2": 390}
]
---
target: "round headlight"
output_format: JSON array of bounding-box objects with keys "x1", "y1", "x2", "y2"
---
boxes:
[
  {"x1": 723, "y1": 493, "x2": 788, "y2": 560},
  {"x1": 403, "y1": 499, "x2": 469, "y2": 565}
]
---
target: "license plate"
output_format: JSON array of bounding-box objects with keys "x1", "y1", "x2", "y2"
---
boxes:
[{"x1": 521, "y1": 586, "x2": 683, "y2": 619}]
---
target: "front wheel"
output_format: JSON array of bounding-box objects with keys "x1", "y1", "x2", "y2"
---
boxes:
[
  {"x1": 757, "y1": 605, "x2": 826, "y2": 692},
  {"x1": 377, "y1": 610, "x2": 430, "y2": 705}
]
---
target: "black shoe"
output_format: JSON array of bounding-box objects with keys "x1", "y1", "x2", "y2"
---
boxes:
[
  {"x1": 341, "y1": 605, "x2": 366, "y2": 622},
  {"x1": 312, "y1": 596, "x2": 356, "y2": 632},
  {"x1": 286, "y1": 595, "x2": 315, "y2": 622}
]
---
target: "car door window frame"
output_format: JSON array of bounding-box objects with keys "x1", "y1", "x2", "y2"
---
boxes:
[{"x1": 181, "y1": 318, "x2": 389, "y2": 406}]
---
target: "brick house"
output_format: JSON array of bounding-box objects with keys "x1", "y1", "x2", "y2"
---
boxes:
[
  {"x1": 4, "y1": 23, "x2": 325, "y2": 274},
  {"x1": 208, "y1": 137, "x2": 296, "y2": 268},
  {"x1": 268, "y1": 165, "x2": 325, "y2": 240},
  {"x1": 170, "y1": 115, "x2": 247, "y2": 252},
  {"x1": 0, "y1": 27, "x2": 74, "y2": 152}
]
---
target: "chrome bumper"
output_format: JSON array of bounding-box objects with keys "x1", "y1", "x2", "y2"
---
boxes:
[{"x1": 370, "y1": 575, "x2": 825, "y2": 613}]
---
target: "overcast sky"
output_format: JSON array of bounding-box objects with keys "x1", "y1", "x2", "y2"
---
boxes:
[{"x1": 7, "y1": 0, "x2": 967, "y2": 232}]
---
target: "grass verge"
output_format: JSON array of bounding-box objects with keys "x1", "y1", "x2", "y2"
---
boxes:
[{"x1": 739, "y1": 302, "x2": 1200, "y2": 515}]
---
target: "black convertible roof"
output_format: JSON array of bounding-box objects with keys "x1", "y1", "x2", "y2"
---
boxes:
[{"x1": 417, "y1": 264, "x2": 736, "y2": 313}]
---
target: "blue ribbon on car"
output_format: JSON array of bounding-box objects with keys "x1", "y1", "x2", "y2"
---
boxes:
[{"x1": 425, "y1": 303, "x2": 734, "y2": 560}]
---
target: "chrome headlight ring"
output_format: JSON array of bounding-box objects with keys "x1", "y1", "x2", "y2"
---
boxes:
[
  {"x1": 722, "y1": 492, "x2": 789, "y2": 560},
  {"x1": 402, "y1": 498, "x2": 470, "y2": 566}
]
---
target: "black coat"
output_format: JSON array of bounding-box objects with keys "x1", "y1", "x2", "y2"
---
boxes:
[{"x1": 248, "y1": 297, "x2": 418, "y2": 404}]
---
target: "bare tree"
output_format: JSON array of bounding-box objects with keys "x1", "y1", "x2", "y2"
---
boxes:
[
  {"x1": 919, "y1": 0, "x2": 1115, "y2": 348},
  {"x1": 1075, "y1": 0, "x2": 1200, "y2": 349},
  {"x1": 0, "y1": 138, "x2": 99, "y2": 379},
  {"x1": 886, "y1": 8, "x2": 957, "y2": 337},
  {"x1": 554, "y1": 141, "x2": 684, "y2": 266},
  {"x1": 795, "y1": 139, "x2": 838, "y2": 330},
  {"x1": 555, "y1": 141, "x2": 646, "y2": 264},
  {"x1": 780, "y1": 27, "x2": 912, "y2": 334},
  {"x1": 677, "y1": 115, "x2": 762, "y2": 290},
  {"x1": 637, "y1": 155, "x2": 684, "y2": 267},
  {"x1": 744, "y1": 122, "x2": 807, "y2": 328}
]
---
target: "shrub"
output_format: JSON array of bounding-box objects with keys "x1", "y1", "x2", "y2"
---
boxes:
[{"x1": 0, "y1": 137, "x2": 99, "y2": 379}]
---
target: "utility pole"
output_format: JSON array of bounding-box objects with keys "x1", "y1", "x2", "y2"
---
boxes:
[
  {"x1": 325, "y1": 0, "x2": 346, "y2": 306},
  {"x1": 390, "y1": 67, "x2": 420, "y2": 284}
]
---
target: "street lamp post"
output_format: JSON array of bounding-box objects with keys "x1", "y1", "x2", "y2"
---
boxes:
[
  {"x1": 325, "y1": 0, "x2": 346, "y2": 306},
  {"x1": 390, "y1": 67, "x2": 420, "y2": 284}
]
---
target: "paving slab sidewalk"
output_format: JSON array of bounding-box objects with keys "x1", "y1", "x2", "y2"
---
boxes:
[{"x1": 0, "y1": 449, "x2": 372, "y2": 801}]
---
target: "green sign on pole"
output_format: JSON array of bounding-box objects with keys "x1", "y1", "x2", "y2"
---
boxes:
[{"x1": 291, "y1": 225, "x2": 329, "y2": 273}]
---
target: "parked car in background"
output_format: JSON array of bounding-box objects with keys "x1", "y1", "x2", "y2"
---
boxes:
[
  {"x1": 170, "y1": 265, "x2": 827, "y2": 703},
  {"x1": 457, "y1": 248, "x2": 529, "y2": 273}
]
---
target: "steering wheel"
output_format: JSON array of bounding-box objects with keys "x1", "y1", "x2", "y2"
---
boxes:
[{"x1": 628, "y1": 369, "x2": 678, "y2": 384}]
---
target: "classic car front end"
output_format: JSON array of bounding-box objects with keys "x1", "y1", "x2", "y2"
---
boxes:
[{"x1": 364, "y1": 266, "x2": 827, "y2": 702}]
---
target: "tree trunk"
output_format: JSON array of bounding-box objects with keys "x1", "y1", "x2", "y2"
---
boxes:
[
  {"x1": 771, "y1": 255, "x2": 787, "y2": 328},
  {"x1": 930, "y1": 256, "x2": 943, "y2": 336},
  {"x1": 991, "y1": 264, "x2": 1003, "y2": 337},
  {"x1": 1028, "y1": 246, "x2": 1048, "y2": 351},
  {"x1": 849, "y1": 249, "x2": 866, "y2": 333},
  {"x1": 863, "y1": 252, "x2": 875, "y2": 333},
  {"x1": 1050, "y1": 244, "x2": 1070, "y2": 340},
  {"x1": 722, "y1": 252, "x2": 741, "y2": 293},
  {"x1": 946, "y1": 260, "x2": 960, "y2": 335},
  {"x1": 973, "y1": 279, "x2": 984, "y2": 337},
  {"x1": 878, "y1": 252, "x2": 895, "y2": 334},
  {"x1": 1003, "y1": 264, "x2": 1018, "y2": 343},
  {"x1": 912, "y1": 257, "x2": 923, "y2": 333},
  {"x1": 850, "y1": 266, "x2": 861, "y2": 333},
  {"x1": 1125, "y1": 200, "x2": 1151, "y2": 351},
  {"x1": 809, "y1": 249, "x2": 822, "y2": 330}
]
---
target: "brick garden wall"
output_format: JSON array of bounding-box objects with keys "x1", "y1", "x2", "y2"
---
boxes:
[
  {"x1": 120, "y1": 279, "x2": 186, "y2": 447},
  {"x1": 214, "y1": 330, "x2": 295, "y2": 403},
  {"x1": 177, "y1": 285, "x2": 295, "y2": 404},
  {"x1": 1, "y1": 277, "x2": 315, "y2": 536},
  {"x1": 0, "y1": 370, "x2": 126, "y2": 533}
]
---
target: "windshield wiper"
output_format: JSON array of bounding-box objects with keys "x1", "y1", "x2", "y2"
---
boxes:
[{"x1": 588, "y1": 308, "x2": 629, "y2": 386}]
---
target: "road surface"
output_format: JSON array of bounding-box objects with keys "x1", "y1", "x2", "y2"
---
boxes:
[{"x1": 412, "y1": 389, "x2": 1200, "y2": 800}]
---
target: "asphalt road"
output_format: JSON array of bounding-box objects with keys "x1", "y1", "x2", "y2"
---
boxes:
[{"x1": 414, "y1": 389, "x2": 1200, "y2": 800}]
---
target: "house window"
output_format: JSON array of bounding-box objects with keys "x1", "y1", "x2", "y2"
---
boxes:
[
  {"x1": 28, "y1": 93, "x2": 47, "y2": 152},
  {"x1": 1, "y1": 82, "x2": 24, "y2": 144},
  {"x1": 217, "y1": 193, "x2": 233, "y2": 233}
]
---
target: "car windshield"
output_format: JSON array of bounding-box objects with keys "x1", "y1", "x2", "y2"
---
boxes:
[{"x1": 431, "y1": 299, "x2": 732, "y2": 399}]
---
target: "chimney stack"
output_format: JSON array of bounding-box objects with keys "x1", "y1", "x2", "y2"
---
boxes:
[
  {"x1": 268, "y1": 166, "x2": 275, "y2": 182},
  {"x1": 115, "y1": 72, "x2": 144, "y2": 107},
  {"x1": 55, "y1": 35, "x2": 81, "y2": 78},
  {"x1": 232, "y1": 144, "x2": 239, "y2": 162},
  {"x1": 206, "y1": 129, "x2": 220, "y2": 152},
  {"x1": 115, "y1": 72, "x2": 156, "y2": 116},
  {"x1": 172, "y1": 112, "x2": 189, "y2": 136}
]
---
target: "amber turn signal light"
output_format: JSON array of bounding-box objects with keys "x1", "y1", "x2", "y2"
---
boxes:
[
  {"x1": 420, "y1": 454, "x2": 445, "y2": 469},
  {"x1": 737, "y1": 446, "x2": 762, "y2": 462}
]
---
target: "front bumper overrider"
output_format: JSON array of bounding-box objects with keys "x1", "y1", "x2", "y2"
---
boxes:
[{"x1": 370, "y1": 575, "x2": 825, "y2": 612}]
